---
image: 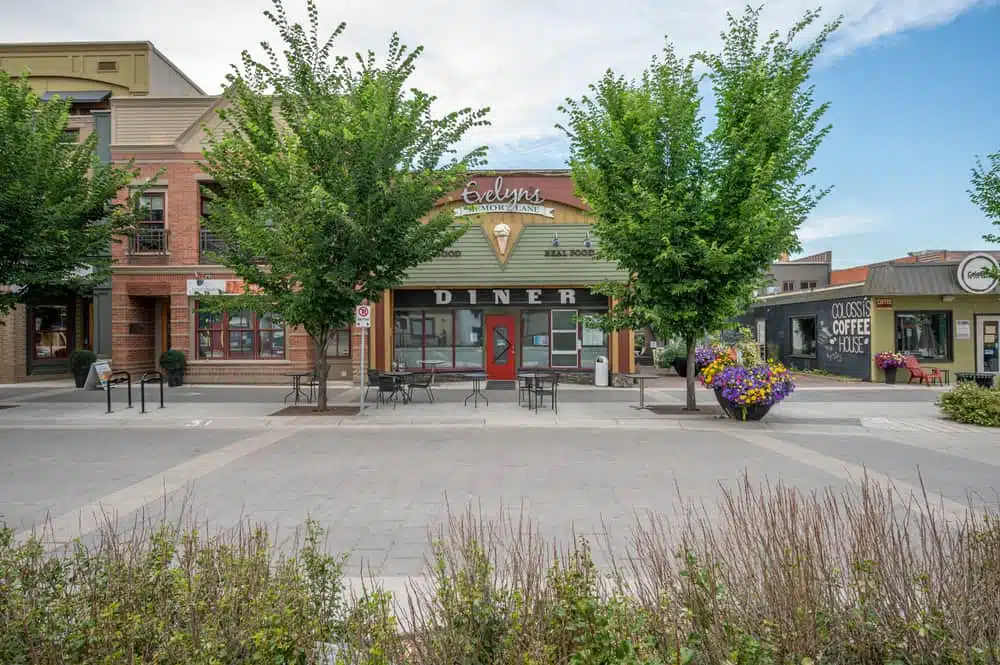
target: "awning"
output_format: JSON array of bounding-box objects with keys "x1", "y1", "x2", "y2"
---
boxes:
[{"x1": 40, "y1": 90, "x2": 112, "y2": 103}]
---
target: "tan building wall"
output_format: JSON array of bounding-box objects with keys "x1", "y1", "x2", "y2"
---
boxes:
[{"x1": 0, "y1": 41, "x2": 203, "y2": 97}]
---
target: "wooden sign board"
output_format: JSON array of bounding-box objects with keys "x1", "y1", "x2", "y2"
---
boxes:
[{"x1": 83, "y1": 360, "x2": 113, "y2": 390}]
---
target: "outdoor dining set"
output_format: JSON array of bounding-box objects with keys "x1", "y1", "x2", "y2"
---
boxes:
[{"x1": 361, "y1": 362, "x2": 561, "y2": 413}]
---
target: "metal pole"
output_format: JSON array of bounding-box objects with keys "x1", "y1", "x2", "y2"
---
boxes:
[
  {"x1": 359, "y1": 326, "x2": 366, "y2": 412},
  {"x1": 106, "y1": 380, "x2": 112, "y2": 414},
  {"x1": 140, "y1": 378, "x2": 147, "y2": 414},
  {"x1": 159, "y1": 375, "x2": 164, "y2": 409},
  {"x1": 126, "y1": 373, "x2": 133, "y2": 408}
]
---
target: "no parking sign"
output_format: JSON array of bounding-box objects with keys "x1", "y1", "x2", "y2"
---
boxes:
[{"x1": 355, "y1": 304, "x2": 371, "y2": 328}]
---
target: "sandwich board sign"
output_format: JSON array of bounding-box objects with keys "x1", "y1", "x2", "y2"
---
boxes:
[{"x1": 84, "y1": 359, "x2": 113, "y2": 390}]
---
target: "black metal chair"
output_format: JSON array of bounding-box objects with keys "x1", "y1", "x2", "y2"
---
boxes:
[
  {"x1": 375, "y1": 374, "x2": 399, "y2": 408},
  {"x1": 533, "y1": 373, "x2": 560, "y2": 414},
  {"x1": 407, "y1": 371, "x2": 436, "y2": 403},
  {"x1": 517, "y1": 375, "x2": 534, "y2": 407},
  {"x1": 364, "y1": 369, "x2": 380, "y2": 402}
]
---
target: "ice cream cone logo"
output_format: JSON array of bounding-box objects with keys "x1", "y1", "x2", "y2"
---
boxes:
[{"x1": 493, "y1": 222, "x2": 511, "y2": 255}]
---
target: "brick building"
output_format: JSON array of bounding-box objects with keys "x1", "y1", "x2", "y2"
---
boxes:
[
  {"x1": 109, "y1": 95, "x2": 361, "y2": 383},
  {"x1": 0, "y1": 41, "x2": 203, "y2": 383}
]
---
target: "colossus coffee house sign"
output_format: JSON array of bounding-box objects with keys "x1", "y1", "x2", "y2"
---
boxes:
[
  {"x1": 394, "y1": 288, "x2": 609, "y2": 309},
  {"x1": 453, "y1": 176, "x2": 555, "y2": 219}
]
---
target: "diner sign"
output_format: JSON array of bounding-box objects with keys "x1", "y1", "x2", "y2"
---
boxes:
[
  {"x1": 453, "y1": 176, "x2": 555, "y2": 219},
  {"x1": 394, "y1": 287, "x2": 609, "y2": 309}
]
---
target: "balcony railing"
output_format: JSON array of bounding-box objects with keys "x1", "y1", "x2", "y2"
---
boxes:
[
  {"x1": 126, "y1": 227, "x2": 169, "y2": 258},
  {"x1": 199, "y1": 229, "x2": 228, "y2": 263}
]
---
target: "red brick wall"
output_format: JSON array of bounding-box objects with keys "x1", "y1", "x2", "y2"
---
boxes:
[{"x1": 111, "y1": 153, "x2": 365, "y2": 385}]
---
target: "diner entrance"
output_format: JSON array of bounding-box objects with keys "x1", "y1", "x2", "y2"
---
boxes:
[{"x1": 485, "y1": 314, "x2": 516, "y2": 380}]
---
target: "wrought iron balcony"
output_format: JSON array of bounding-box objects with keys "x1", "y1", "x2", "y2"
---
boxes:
[
  {"x1": 199, "y1": 229, "x2": 228, "y2": 263},
  {"x1": 125, "y1": 227, "x2": 169, "y2": 263}
]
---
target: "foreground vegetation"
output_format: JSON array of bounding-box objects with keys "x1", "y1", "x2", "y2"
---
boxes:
[
  {"x1": 939, "y1": 382, "x2": 1000, "y2": 427},
  {"x1": 2, "y1": 475, "x2": 998, "y2": 664}
]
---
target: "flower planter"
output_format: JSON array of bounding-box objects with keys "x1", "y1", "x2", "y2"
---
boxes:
[
  {"x1": 73, "y1": 370, "x2": 89, "y2": 388},
  {"x1": 167, "y1": 368, "x2": 185, "y2": 387},
  {"x1": 883, "y1": 367, "x2": 897, "y2": 385},
  {"x1": 714, "y1": 388, "x2": 773, "y2": 421},
  {"x1": 672, "y1": 357, "x2": 688, "y2": 378}
]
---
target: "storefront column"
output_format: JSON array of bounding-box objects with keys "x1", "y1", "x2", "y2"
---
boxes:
[{"x1": 382, "y1": 289, "x2": 392, "y2": 370}]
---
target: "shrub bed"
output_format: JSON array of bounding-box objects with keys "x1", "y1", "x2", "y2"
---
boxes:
[
  {"x1": 2, "y1": 475, "x2": 999, "y2": 664},
  {"x1": 939, "y1": 382, "x2": 1000, "y2": 426}
]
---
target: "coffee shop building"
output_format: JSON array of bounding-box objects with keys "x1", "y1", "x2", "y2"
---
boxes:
[{"x1": 744, "y1": 252, "x2": 1000, "y2": 382}]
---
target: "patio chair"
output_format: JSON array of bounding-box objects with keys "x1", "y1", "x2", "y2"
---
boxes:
[
  {"x1": 364, "y1": 369, "x2": 380, "y2": 402},
  {"x1": 517, "y1": 375, "x2": 534, "y2": 406},
  {"x1": 375, "y1": 374, "x2": 399, "y2": 408},
  {"x1": 903, "y1": 355, "x2": 943, "y2": 386},
  {"x1": 533, "y1": 373, "x2": 560, "y2": 414},
  {"x1": 407, "y1": 371, "x2": 436, "y2": 403}
]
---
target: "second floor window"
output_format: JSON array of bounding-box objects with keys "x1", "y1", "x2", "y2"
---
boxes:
[{"x1": 134, "y1": 193, "x2": 166, "y2": 253}]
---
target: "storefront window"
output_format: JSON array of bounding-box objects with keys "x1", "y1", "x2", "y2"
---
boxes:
[
  {"x1": 394, "y1": 310, "x2": 483, "y2": 369},
  {"x1": 790, "y1": 317, "x2": 817, "y2": 357},
  {"x1": 196, "y1": 304, "x2": 285, "y2": 360},
  {"x1": 325, "y1": 328, "x2": 352, "y2": 358},
  {"x1": 32, "y1": 305, "x2": 69, "y2": 360},
  {"x1": 580, "y1": 313, "x2": 608, "y2": 368},
  {"x1": 896, "y1": 311, "x2": 951, "y2": 361},
  {"x1": 551, "y1": 309, "x2": 579, "y2": 368},
  {"x1": 521, "y1": 311, "x2": 549, "y2": 367},
  {"x1": 455, "y1": 310, "x2": 484, "y2": 368}
]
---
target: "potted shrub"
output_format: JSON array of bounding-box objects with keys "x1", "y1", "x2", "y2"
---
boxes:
[
  {"x1": 68, "y1": 349, "x2": 97, "y2": 388},
  {"x1": 159, "y1": 349, "x2": 187, "y2": 387},
  {"x1": 874, "y1": 351, "x2": 906, "y2": 384}
]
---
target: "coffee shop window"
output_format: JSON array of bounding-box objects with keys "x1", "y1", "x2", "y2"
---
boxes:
[
  {"x1": 195, "y1": 305, "x2": 285, "y2": 360},
  {"x1": 895, "y1": 311, "x2": 951, "y2": 361},
  {"x1": 31, "y1": 305, "x2": 69, "y2": 360},
  {"x1": 790, "y1": 316, "x2": 817, "y2": 357}
]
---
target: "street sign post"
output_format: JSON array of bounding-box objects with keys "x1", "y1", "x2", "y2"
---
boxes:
[{"x1": 355, "y1": 305, "x2": 371, "y2": 411}]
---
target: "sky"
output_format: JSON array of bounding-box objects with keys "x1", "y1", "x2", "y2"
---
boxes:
[{"x1": 3, "y1": 0, "x2": 999, "y2": 269}]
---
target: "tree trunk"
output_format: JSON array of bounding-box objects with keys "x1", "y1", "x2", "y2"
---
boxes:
[
  {"x1": 685, "y1": 335, "x2": 697, "y2": 411},
  {"x1": 311, "y1": 330, "x2": 331, "y2": 411}
]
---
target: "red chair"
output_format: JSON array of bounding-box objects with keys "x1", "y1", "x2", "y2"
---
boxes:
[{"x1": 903, "y1": 355, "x2": 943, "y2": 386}]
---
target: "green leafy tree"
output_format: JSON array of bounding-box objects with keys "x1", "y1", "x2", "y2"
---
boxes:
[
  {"x1": 200, "y1": 0, "x2": 489, "y2": 409},
  {"x1": 971, "y1": 150, "x2": 1000, "y2": 241},
  {"x1": 0, "y1": 72, "x2": 141, "y2": 315},
  {"x1": 559, "y1": 6, "x2": 839, "y2": 409}
]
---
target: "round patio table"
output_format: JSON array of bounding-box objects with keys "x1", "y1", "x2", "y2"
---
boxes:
[{"x1": 463, "y1": 372, "x2": 489, "y2": 408}]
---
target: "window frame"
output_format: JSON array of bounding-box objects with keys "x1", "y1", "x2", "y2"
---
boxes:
[
  {"x1": 138, "y1": 192, "x2": 166, "y2": 226},
  {"x1": 550, "y1": 308, "x2": 579, "y2": 368},
  {"x1": 325, "y1": 328, "x2": 353, "y2": 358},
  {"x1": 894, "y1": 310, "x2": 953, "y2": 362},
  {"x1": 789, "y1": 315, "x2": 818, "y2": 358},
  {"x1": 393, "y1": 309, "x2": 483, "y2": 369},
  {"x1": 194, "y1": 303, "x2": 286, "y2": 361},
  {"x1": 782, "y1": 281, "x2": 795, "y2": 292}
]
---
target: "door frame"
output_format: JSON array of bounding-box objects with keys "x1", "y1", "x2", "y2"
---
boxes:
[
  {"x1": 976, "y1": 314, "x2": 1000, "y2": 373},
  {"x1": 485, "y1": 314, "x2": 517, "y2": 380}
]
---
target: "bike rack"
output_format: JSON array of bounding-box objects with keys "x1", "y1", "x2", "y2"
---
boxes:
[
  {"x1": 106, "y1": 370, "x2": 132, "y2": 413},
  {"x1": 140, "y1": 371, "x2": 165, "y2": 413}
]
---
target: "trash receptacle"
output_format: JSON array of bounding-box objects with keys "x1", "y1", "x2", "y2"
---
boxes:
[{"x1": 594, "y1": 355, "x2": 609, "y2": 387}]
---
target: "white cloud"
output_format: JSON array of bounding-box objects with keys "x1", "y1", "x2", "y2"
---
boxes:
[
  {"x1": 798, "y1": 211, "x2": 885, "y2": 242},
  {"x1": 1, "y1": 0, "x2": 989, "y2": 155}
]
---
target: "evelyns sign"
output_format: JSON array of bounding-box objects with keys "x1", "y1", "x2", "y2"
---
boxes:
[
  {"x1": 957, "y1": 253, "x2": 1000, "y2": 294},
  {"x1": 453, "y1": 176, "x2": 555, "y2": 219}
]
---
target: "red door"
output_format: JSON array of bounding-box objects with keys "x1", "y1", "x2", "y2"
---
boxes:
[{"x1": 485, "y1": 315, "x2": 516, "y2": 380}]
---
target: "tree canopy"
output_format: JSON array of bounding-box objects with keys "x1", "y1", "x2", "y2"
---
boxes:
[
  {"x1": 559, "y1": 6, "x2": 839, "y2": 408},
  {"x1": 971, "y1": 150, "x2": 1000, "y2": 242},
  {"x1": 0, "y1": 72, "x2": 140, "y2": 314},
  {"x1": 199, "y1": 0, "x2": 490, "y2": 408}
]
